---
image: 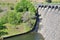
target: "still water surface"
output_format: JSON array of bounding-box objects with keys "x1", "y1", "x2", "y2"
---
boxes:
[{"x1": 4, "y1": 32, "x2": 44, "y2": 40}]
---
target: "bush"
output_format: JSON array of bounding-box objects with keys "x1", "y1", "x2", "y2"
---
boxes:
[
  {"x1": 0, "y1": 16, "x2": 8, "y2": 37},
  {"x1": 10, "y1": 6, "x2": 14, "y2": 10},
  {"x1": 0, "y1": 16, "x2": 7, "y2": 24},
  {"x1": 0, "y1": 8, "x2": 3, "y2": 13},
  {"x1": 9, "y1": 3, "x2": 14, "y2": 10},
  {"x1": 46, "y1": 0, "x2": 52, "y2": 3},
  {"x1": 0, "y1": 18, "x2": 8, "y2": 37},
  {"x1": 15, "y1": 0, "x2": 35, "y2": 12},
  {"x1": 0, "y1": 31, "x2": 8, "y2": 37},
  {"x1": 5, "y1": 11, "x2": 23, "y2": 25},
  {"x1": 0, "y1": 26, "x2": 7, "y2": 30},
  {"x1": 0, "y1": 10, "x2": 23, "y2": 25}
]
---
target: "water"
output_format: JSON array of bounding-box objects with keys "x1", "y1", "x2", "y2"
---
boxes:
[{"x1": 4, "y1": 32, "x2": 44, "y2": 40}]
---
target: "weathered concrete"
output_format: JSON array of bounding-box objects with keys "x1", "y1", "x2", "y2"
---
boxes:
[{"x1": 38, "y1": 7, "x2": 60, "y2": 40}]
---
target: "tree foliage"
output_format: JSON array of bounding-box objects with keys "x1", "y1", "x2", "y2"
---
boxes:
[
  {"x1": 0, "y1": 11, "x2": 23, "y2": 25},
  {"x1": 0, "y1": 31, "x2": 8, "y2": 37},
  {"x1": 0, "y1": 19, "x2": 8, "y2": 37},
  {"x1": 15, "y1": 0, "x2": 35, "y2": 12},
  {"x1": 0, "y1": 8, "x2": 3, "y2": 13},
  {"x1": 0, "y1": 0, "x2": 36, "y2": 37}
]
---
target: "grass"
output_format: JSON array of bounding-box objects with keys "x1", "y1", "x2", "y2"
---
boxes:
[
  {"x1": 1, "y1": 18, "x2": 36, "y2": 37},
  {"x1": 2, "y1": 22, "x2": 35, "y2": 37},
  {"x1": 3, "y1": 23, "x2": 24, "y2": 36},
  {"x1": 0, "y1": 2, "x2": 36, "y2": 37}
]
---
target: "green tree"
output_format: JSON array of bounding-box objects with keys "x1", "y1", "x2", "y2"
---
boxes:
[
  {"x1": 6, "y1": 11, "x2": 22, "y2": 25},
  {"x1": 15, "y1": 0, "x2": 35, "y2": 12}
]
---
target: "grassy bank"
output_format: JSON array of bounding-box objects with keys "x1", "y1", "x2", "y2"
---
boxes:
[{"x1": 0, "y1": 0, "x2": 36, "y2": 37}]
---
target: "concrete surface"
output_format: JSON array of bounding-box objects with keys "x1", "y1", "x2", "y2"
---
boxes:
[{"x1": 38, "y1": 7, "x2": 60, "y2": 40}]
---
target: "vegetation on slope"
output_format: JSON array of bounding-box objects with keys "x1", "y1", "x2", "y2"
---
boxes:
[{"x1": 0, "y1": 0, "x2": 36, "y2": 37}]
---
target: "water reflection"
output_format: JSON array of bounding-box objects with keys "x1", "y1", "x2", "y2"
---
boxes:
[
  {"x1": 35, "y1": 33, "x2": 44, "y2": 40},
  {"x1": 4, "y1": 32, "x2": 44, "y2": 40}
]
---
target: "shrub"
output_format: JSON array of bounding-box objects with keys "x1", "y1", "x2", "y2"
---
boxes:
[
  {"x1": 0, "y1": 18, "x2": 8, "y2": 37},
  {"x1": 0, "y1": 26, "x2": 7, "y2": 30},
  {"x1": 15, "y1": 0, "x2": 35, "y2": 12},
  {"x1": 0, "y1": 8, "x2": 3, "y2": 13},
  {"x1": 0, "y1": 17, "x2": 8, "y2": 37},
  {"x1": 0, "y1": 10, "x2": 23, "y2": 25},
  {"x1": 10, "y1": 6, "x2": 14, "y2": 10},
  {"x1": 0, "y1": 31, "x2": 8, "y2": 37},
  {"x1": 9, "y1": 3, "x2": 14, "y2": 10},
  {"x1": 46, "y1": 0, "x2": 52, "y2": 3},
  {"x1": 5, "y1": 11, "x2": 23, "y2": 25}
]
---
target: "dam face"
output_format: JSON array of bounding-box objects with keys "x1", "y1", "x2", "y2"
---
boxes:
[{"x1": 38, "y1": 5, "x2": 60, "y2": 40}]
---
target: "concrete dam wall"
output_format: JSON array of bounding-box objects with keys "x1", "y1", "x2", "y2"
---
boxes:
[{"x1": 38, "y1": 5, "x2": 60, "y2": 40}]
